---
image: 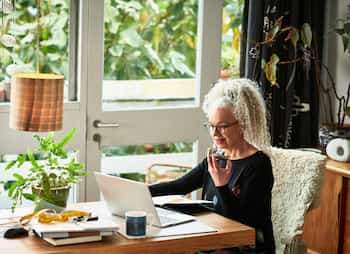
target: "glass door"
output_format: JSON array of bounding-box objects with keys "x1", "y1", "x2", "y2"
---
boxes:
[{"x1": 84, "y1": 0, "x2": 223, "y2": 201}]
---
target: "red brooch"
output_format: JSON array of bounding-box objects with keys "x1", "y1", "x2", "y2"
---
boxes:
[{"x1": 232, "y1": 184, "x2": 241, "y2": 198}]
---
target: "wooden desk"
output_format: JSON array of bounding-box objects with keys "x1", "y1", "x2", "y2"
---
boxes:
[{"x1": 0, "y1": 202, "x2": 255, "y2": 254}]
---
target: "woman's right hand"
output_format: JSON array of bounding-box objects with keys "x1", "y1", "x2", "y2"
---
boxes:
[{"x1": 207, "y1": 148, "x2": 232, "y2": 187}]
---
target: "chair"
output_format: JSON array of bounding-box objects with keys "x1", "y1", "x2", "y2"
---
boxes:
[
  {"x1": 269, "y1": 147, "x2": 326, "y2": 254},
  {"x1": 145, "y1": 163, "x2": 192, "y2": 184}
]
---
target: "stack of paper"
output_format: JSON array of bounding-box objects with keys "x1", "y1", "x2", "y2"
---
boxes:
[{"x1": 31, "y1": 219, "x2": 119, "y2": 246}]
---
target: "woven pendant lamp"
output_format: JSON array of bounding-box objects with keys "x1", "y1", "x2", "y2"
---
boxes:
[{"x1": 9, "y1": 73, "x2": 64, "y2": 132}]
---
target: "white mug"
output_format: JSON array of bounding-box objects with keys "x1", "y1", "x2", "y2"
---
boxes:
[{"x1": 125, "y1": 210, "x2": 153, "y2": 238}]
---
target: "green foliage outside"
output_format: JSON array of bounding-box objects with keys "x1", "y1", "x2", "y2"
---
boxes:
[
  {"x1": 102, "y1": 142, "x2": 193, "y2": 157},
  {"x1": 0, "y1": 0, "x2": 70, "y2": 82},
  {"x1": 1, "y1": 0, "x2": 243, "y2": 156},
  {"x1": 104, "y1": 0, "x2": 197, "y2": 80},
  {"x1": 1, "y1": 0, "x2": 243, "y2": 82},
  {"x1": 221, "y1": 0, "x2": 244, "y2": 78}
]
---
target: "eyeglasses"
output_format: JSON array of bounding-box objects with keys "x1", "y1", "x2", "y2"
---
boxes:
[{"x1": 203, "y1": 121, "x2": 238, "y2": 133}]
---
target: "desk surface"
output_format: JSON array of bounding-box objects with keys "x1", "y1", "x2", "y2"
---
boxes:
[{"x1": 0, "y1": 202, "x2": 255, "y2": 254}]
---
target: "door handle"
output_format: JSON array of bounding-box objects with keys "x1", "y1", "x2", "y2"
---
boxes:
[{"x1": 93, "y1": 120, "x2": 120, "y2": 128}]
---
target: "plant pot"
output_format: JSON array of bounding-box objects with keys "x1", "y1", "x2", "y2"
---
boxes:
[
  {"x1": 319, "y1": 123, "x2": 350, "y2": 151},
  {"x1": 32, "y1": 186, "x2": 70, "y2": 212}
]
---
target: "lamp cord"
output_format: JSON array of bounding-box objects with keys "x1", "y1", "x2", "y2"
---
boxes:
[{"x1": 36, "y1": 0, "x2": 41, "y2": 73}]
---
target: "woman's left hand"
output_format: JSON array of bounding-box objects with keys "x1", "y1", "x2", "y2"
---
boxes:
[{"x1": 207, "y1": 148, "x2": 232, "y2": 187}]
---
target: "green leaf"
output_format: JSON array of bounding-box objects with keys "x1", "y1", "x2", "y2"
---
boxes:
[
  {"x1": 22, "y1": 193, "x2": 37, "y2": 201},
  {"x1": 0, "y1": 48, "x2": 12, "y2": 65},
  {"x1": 271, "y1": 24, "x2": 280, "y2": 38},
  {"x1": 20, "y1": 33, "x2": 35, "y2": 44},
  {"x1": 4, "y1": 180, "x2": 16, "y2": 191},
  {"x1": 261, "y1": 58, "x2": 266, "y2": 69},
  {"x1": 144, "y1": 44, "x2": 163, "y2": 67},
  {"x1": 47, "y1": 53, "x2": 61, "y2": 61},
  {"x1": 120, "y1": 26, "x2": 144, "y2": 47},
  {"x1": 57, "y1": 128, "x2": 76, "y2": 149},
  {"x1": 17, "y1": 154, "x2": 27, "y2": 167},
  {"x1": 41, "y1": 173, "x2": 51, "y2": 197},
  {"x1": 169, "y1": 51, "x2": 195, "y2": 77},
  {"x1": 5, "y1": 160, "x2": 17, "y2": 171},
  {"x1": 264, "y1": 54, "x2": 280, "y2": 87},
  {"x1": 41, "y1": 30, "x2": 67, "y2": 48},
  {"x1": 27, "y1": 150, "x2": 39, "y2": 168},
  {"x1": 109, "y1": 45, "x2": 123, "y2": 57},
  {"x1": 301, "y1": 23, "x2": 312, "y2": 48},
  {"x1": 52, "y1": 13, "x2": 68, "y2": 30},
  {"x1": 13, "y1": 173, "x2": 25, "y2": 182},
  {"x1": 8, "y1": 181, "x2": 20, "y2": 197},
  {"x1": 108, "y1": 21, "x2": 121, "y2": 34},
  {"x1": 270, "y1": 54, "x2": 280, "y2": 65}
]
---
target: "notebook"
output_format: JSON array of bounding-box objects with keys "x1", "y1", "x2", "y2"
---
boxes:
[
  {"x1": 152, "y1": 195, "x2": 215, "y2": 214},
  {"x1": 94, "y1": 172, "x2": 195, "y2": 228}
]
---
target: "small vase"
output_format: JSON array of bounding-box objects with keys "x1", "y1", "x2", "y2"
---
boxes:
[{"x1": 32, "y1": 186, "x2": 70, "y2": 212}]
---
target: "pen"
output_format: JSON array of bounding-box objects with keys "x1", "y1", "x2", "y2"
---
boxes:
[
  {"x1": 72, "y1": 216, "x2": 98, "y2": 222},
  {"x1": 87, "y1": 216, "x2": 98, "y2": 221}
]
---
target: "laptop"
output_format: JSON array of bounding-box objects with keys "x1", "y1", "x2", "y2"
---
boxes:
[{"x1": 94, "y1": 172, "x2": 195, "y2": 228}]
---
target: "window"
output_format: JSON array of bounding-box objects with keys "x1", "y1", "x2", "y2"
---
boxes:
[
  {"x1": 0, "y1": 0, "x2": 82, "y2": 208},
  {"x1": 101, "y1": 142, "x2": 193, "y2": 182},
  {"x1": 221, "y1": 0, "x2": 244, "y2": 79},
  {"x1": 102, "y1": 0, "x2": 198, "y2": 110},
  {"x1": 0, "y1": 0, "x2": 78, "y2": 103}
]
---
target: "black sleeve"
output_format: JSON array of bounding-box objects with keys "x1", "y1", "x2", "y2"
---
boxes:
[
  {"x1": 216, "y1": 156, "x2": 273, "y2": 222},
  {"x1": 149, "y1": 159, "x2": 207, "y2": 197}
]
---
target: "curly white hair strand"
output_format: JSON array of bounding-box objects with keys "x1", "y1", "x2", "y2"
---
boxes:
[{"x1": 202, "y1": 78, "x2": 271, "y2": 151}]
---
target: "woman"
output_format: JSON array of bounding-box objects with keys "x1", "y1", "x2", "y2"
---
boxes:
[{"x1": 149, "y1": 79, "x2": 275, "y2": 253}]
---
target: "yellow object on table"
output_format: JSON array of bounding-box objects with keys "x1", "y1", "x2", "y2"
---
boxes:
[{"x1": 19, "y1": 209, "x2": 91, "y2": 225}]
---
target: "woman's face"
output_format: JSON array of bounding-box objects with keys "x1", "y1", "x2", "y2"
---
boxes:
[{"x1": 207, "y1": 106, "x2": 243, "y2": 150}]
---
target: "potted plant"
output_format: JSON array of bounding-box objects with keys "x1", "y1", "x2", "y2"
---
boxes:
[{"x1": 2, "y1": 128, "x2": 85, "y2": 211}]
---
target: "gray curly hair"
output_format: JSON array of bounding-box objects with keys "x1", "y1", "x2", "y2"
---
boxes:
[{"x1": 202, "y1": 78, "x2": 271, "y2": 150}]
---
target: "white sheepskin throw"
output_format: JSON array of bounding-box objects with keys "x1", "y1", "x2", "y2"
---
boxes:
[{"x1": 269, "y1": 147, "x2": 326, "y2": 254}]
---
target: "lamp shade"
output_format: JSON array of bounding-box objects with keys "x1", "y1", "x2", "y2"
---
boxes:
[{"x1": 9, "y1": 73, "x2": 64, "y2": 132}]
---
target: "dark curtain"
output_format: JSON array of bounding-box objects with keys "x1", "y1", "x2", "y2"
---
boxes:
[{"x1": 240, "y1": 0, "x2": 325, "y2": 148}]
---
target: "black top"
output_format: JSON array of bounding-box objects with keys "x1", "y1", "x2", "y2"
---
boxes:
[{"x1": 149, "y1": 151, "x2": 275, "y2": 253}]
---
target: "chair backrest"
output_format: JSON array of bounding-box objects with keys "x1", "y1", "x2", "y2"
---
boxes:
[
  {"x1": 269, "y1": 147, "x2": 326, "y2": 254},
  {"x1": 145, "y1": 163, "x2": 192, "y2": 184}
]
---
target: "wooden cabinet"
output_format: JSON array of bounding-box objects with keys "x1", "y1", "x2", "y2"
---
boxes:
[{"x1": 303, "y1": 160, "x2": 350, "y2": 254}]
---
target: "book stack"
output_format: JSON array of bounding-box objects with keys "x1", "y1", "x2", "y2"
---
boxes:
[{"x1": 31, "y1": 219, "x2": 119, "y2": 246}]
